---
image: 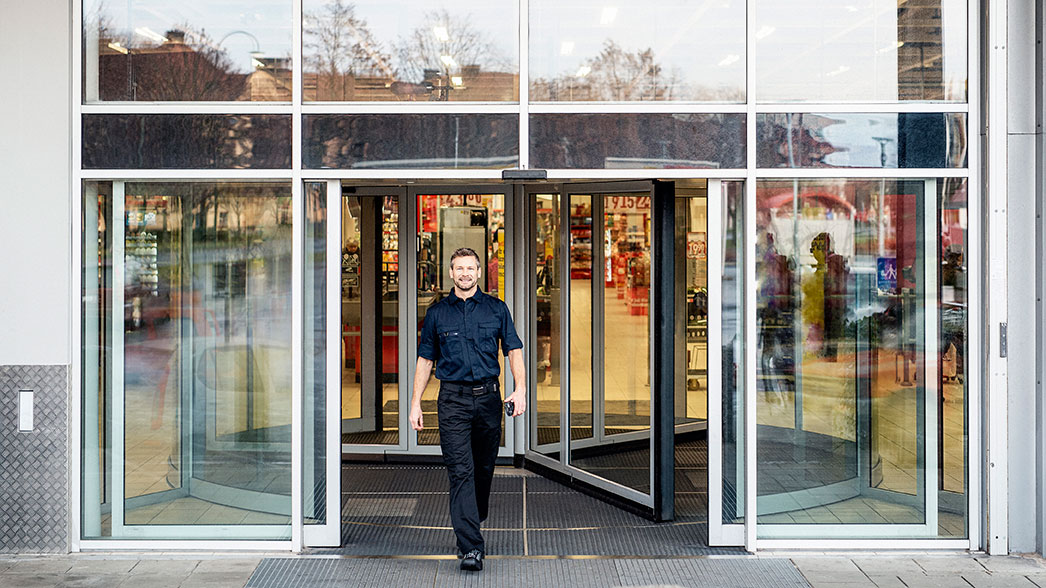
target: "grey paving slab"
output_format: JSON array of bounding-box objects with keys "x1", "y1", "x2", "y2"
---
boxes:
[
  {"x1": 180, "y1": 571, "x2": 255, "y2": 588},
  {"x1": 895, "y1": 573, "x2": 975, "y2": 588},
  {"x1": 804, "y1": 583, "x2": 876, "y2": 588},
  {"x1": 53, "y1": 576, "x2": 125, "y2": 588},
  {"x1": 117, "y1": 574, "x2": 189, "y2": 588},
  {"x1": 66, "y1": 560, "x2": 138, "y2": 575},
  {"x1": 128, "y1": 559, "x2": 200, "y2": 575},
  {"x1": 1027, "y1": 574, "x2": 1046, "y2": 588},
  {"x1": 975, "y1": 556, "x2": 1046, "y2": 573},
  {"x1": 852, "y1": 558, "x2": 924, "y2": 576},
  {"x1": 0, "y1": 575, "x2": 62, "y2": 588},
  {"x1": 192, "y1": 559, "x2": 260, "y2": 574},
  {"x1": 867, "y1": 575, "x2": 907, "y2": 588},
  {"x1": 800, "y1": 570, "x2": 873, "y2": 585},
  {"x1": 792, "y1": 558, "x2": 864, "y2": 572},
  {"x1": 5, "y1": 560, "x2": 74, "y2": 574},
  {"x1": 961, "y1": 571, "x2": 1039, "y2": 588},
  {"x1": 915, "y1": 556, "x2": 988, "y2": 574}
]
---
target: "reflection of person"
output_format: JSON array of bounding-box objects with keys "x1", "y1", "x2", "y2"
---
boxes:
[
  {"x1": 802, "y1": 232, "x2": 849, "y2": 360},
  {"x1": 757, "y1": 232, "x2": 795, "y2": 409},
  {"x1": 409, "y1": 247, "x2": 527, "y2": 572}
]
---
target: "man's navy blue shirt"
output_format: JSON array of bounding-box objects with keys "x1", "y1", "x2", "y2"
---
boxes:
[{"x1": 417, "y1": 289, "x2": 523, "y2": 383}]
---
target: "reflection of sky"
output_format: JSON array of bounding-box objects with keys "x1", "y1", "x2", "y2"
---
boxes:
[
  {"x1": 529, "y1": 0, "x2": 745, "y2": 91},
  {"x1": 820, "y1": 115, "x2": 899, "y2": 168},
  {"x1": 87, "y1": 0, "x2": 293, "y2": 72}
]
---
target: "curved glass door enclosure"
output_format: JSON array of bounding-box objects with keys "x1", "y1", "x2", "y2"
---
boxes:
[
  {"x1": 82, "y1": 182, "x2": 293, "y2": 540},
  {"x1": 754, "y1": 179, "x2": 956, "y2": 539}
]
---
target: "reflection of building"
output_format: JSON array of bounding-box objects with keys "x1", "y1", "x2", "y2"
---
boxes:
[{"x1": 303, "y1": 66, "x2": 518, "y2": 101}]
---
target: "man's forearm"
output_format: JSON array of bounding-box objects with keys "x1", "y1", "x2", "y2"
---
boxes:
[
  {"x1": 508, "y1": 349, "x2": 525, "y2": 391},
  {"x1": 412, "y1": 358, "x2": 433, "y2": 405}
]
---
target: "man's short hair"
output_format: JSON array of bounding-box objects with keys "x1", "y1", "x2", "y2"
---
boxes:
[{"x1": 450, "y1": 247, "x2": 481, "y2": 267}]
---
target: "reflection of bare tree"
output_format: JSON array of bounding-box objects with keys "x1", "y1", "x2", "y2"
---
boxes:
[
  {"x1": 304, "y1": 0, "x2": 393, "y2": 100},
  {"x1": 395, "y1": 9, "x2": 507, "y2": 88},
  {"x1": 97, "y1": 25, "x2": 245, "y2": 101},
  {"x1": 530, "y1": 40, "x2": 683, "y2": 101}
]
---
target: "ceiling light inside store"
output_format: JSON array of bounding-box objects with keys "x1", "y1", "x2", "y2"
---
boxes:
[
  {"x1": 451, "y1": 76, "x2": 464, "y2": 87},
  {"x1": 134, "y1": 27, "x2": 168, "y2": 43},
  {"x1": 754, "y1": 25, "x2": 775, "y2": 40},
  {"x1": 718, "y1": 54, "x2": 739, "y2": 67},
  {"x1": 576, "y1": 65, "x2": 592, "y2": 77},
  {"x1": 560, "y1": 41, "x2": 575, "y2": 55},
  {"x1": 600, "y1": 7, "x2": 618, "y2": 25},
  {"x1": 440, "y1": 55, "x2": 457, "y2": 68},
  {"x1": 433, "y1": 26, "x2": 450, "y2": 42},
  {"x1": 826, "y1": 65, "x2": 851, "y2": 77},
  {"x1": 107, "y1": 41, "x2": 128, "y2": 54}
]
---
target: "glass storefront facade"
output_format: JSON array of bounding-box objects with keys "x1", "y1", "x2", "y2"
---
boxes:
[{"x1": 77, "y1": 0, "x2": 975, "y2": 549}]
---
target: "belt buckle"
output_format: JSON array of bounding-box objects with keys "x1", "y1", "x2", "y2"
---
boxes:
[{"x1": 471, "y1": 384, "x2": 486, "y2": 396}]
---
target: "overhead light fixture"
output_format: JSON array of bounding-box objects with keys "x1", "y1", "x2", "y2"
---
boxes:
[
  {"x1": 576, "y1": 65, "x2": 591, "y2": 78},
  {"x1": 560, "y1": 41, "x2": 575, "y2": 56},
  {"x1": 451, "y1": 75, "x2": 464, "y2": 87},
  {"x1": 107, "y1": 41, "x2": 128, "y2": 54},
  {"x1": 433, "y1": 26, "x2": 450, "y2": 42},
  {"x1": 717, "y1": 54, "x2": 740, "y2": 67},
  {"x1": 877, "y1": 40, "x2": 904, "y2": 54},
  {"x1": 440, "y1": 55, "x2": 457, "y2": 68},
  {"x1": 754, "y1": 25, "x2": 775, "y2": 40},
  {"x1": 826, "y1": 65, "x2": 851, "y2": 77},
  {"x1": 134, "y1": 27, "x2": 168, "y2": 43},
  {"x1": 600, "y1": 6, "x2": 618, "y2": 25}
]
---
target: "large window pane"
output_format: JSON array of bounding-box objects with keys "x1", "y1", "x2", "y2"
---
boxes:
[
  {"x1": 530, "y1": 114, "x2": 745, "y2": 169},
  {"x1": 754, "y1": 0, "x2": 967, "y2": 102},
  {"x1": 754, "y1": 178, "x2": 966, "y2": 538},
  {"x1": 758, "y1": 114, "x2": 968, "y2": 169},
  {"x1": 304, "y1": 182, "x2": 327, "y2": 525},
  {"x1": 303, "y1": 0, "x2": 518, "y2": 101},
  {"x1": 530, "y1": 0, "x2": 745, "y2": 101},
  {"x1": 82, "y1": 181, "x2": 293, "y2": 540},
  {"x1": 83, "y1": 1, "x2": 292, "y2": 102},
  {"x1": 303, "y1": 114, "x2": 518, "y2": 169},
  {"x1": 83, "y1": 115, "x2": 292, "y2": 169},
  {"x1": 533, "y1": 193, "x2": 563, "y2": 453}
]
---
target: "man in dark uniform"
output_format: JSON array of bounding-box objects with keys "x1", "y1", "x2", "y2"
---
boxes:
[{"x1": 410, "y1": 247, "x2": 526, "y2": 572}]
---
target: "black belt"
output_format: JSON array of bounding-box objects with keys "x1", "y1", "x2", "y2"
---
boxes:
[{"x1": 440, "y1": 379, "x2": 499, "y2": 395}]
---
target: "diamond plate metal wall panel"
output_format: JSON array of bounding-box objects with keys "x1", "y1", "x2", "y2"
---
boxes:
[{"x1": 0, "y1": 365, "x2": 68, "y2": 553}]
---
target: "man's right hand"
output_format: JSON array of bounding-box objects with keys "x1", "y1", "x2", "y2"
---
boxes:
[{"x1": 409, "y1": 402, "x2": 424, "y2": 431}]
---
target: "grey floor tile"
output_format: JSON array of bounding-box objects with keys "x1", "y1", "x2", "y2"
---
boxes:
[
  {"x1": 54, "y1": 576, "x2": 125, "y2": 588},
  {"x1": 793, "y1": 558, "x2": 864, "y2": 573},
  {"x1": 961, "y1": 571, "x2": 1038, "y2": 588},
  {"x1": 0, "y1": 575, "x2": 62, "y2": 588},
  {"x1": 800, "y1": 570, "x2": 874, "y2": 585},
  {"x1": 974, "y1": 557, "x2": 1046, "y2": 573},
  {"x1": 180, "y1": 572, "x2": 254, "y2": 588},
  {"x1": 867, "y1": 575, "x2": 907, "y2": 588},
  {"x1": 192, "y1": 559, "x2": 260, "y2": 574},
  {"x1": 852, "y1": 558, "x2": 924, "y2": 576},
  {"x1": 915, "y1": 557, "x2": 987, "y2": 574},
  {"x1": 67, "y1": 560, "x2": 138, "y2": 575},
  {"x1": 5, "y1": 560, "x2": 74, "y2": 575},
  {"x1": 128, "y1": 560, "x2": 200, "y2": 576},
  {"x1": 896, "y1": 573, "x2": 975, "y2": 588},
  {"x1": 117, "y1": 574, "x2": 188, "y2": 588}
]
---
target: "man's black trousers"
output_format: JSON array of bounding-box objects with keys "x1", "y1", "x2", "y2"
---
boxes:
[{"x1": 437, "y1": 382, "x2": 502, "y2": 555}]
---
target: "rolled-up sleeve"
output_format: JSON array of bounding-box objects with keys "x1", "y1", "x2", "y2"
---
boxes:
[
  {"x1": 417, "y1": 308, "x2": 439, "y2": 361},
  {"x1": 499, "y1": 302, "x2": 523, "y2": 354}
]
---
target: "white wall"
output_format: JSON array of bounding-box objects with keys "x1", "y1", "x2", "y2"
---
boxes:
[
  {"x1": 1006, "y1": 0, "x2": 1039, "y2": 553},
  {"x1": 0, "y1": 1, "x2": 71, "y2": 365}
]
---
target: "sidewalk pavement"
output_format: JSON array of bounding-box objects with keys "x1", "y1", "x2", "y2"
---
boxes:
[{"x1": 0, "y1": 552, "x2": 1043, "y2": 587}]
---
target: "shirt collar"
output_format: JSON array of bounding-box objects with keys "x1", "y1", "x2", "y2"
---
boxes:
[{"x1": 449, "y1": 288, "x2": 485, "y2": 305}]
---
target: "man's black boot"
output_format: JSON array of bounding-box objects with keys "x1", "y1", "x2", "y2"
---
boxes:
[{"x1": 460, "y1": 549, "x2": 483, "y2": 571}]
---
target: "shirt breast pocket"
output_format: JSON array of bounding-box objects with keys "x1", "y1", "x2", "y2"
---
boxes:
[
  {"x1": 439, "y1": 330, "x2": 463, "y2": 357},
  {"x1": 476, "y1": 322, "x2": 500, "y2": 355}
]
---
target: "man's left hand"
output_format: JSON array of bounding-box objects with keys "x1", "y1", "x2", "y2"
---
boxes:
[{"x1": 505, "y1": 388, "x2": 527, "y2": 417}]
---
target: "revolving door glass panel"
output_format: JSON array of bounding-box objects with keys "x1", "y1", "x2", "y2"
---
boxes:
[
  {"x1": 82, "y1": 181, "x2": 293, "y2": 540},
  {"x1": 754, "y1": 178, "x2": 959, "y2": 538}
]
